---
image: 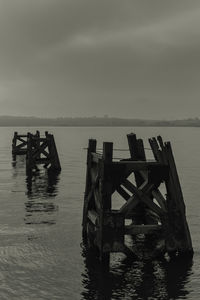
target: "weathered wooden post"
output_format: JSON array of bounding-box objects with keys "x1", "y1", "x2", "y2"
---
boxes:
[
  {"x1": 26, "y1": 133, "x2": 35, "y2": 174},
  {"x1": 127, "y1": 133, "x2": 147, "y2": 225},
  {"x1": 12, "y1": 131, "x2": 18, "y2": 154},
  {"x1": 82, "y1": 139, "x2": 97, "y2": 236},
  {"x1": 149, "y1": 137, "x2": 193, "y2": 257},
  {"x1": 98, "y1": 142, "x2": 113, "y2": 265},
  {"x1": 165, "y1": 142, "x2": 193, "y2": 257},
  {"x1": 45, "y1": 132, "x2": 61, "y2": 171},
  {"x1": 35, "y1": 130, "x2": 40, "y2": 160}
]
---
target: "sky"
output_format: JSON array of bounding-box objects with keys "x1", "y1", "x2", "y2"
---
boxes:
[{"x1": 0, "y1": 0, "x2": 200, "y2": 119}]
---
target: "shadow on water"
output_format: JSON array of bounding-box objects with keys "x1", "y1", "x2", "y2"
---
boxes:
[
  {"x1": 24, "y1": 169, "x2": 60, "y2": 226},
  {"x1": 81, "y1": 243, "x2": 193, "y2": 300}
]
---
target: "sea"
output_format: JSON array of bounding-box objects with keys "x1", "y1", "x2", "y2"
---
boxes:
[{"x1": 0, "y1": 126, "x2": 199, "y2": 300}]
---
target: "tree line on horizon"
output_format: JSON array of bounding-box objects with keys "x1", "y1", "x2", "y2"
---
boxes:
[{"x1": 0, "y1": 116, "x2": 199, "y2": 126}]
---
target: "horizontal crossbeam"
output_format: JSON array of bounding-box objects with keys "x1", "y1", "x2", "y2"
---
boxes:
[{"x1": 125, "y1": 224, "x2": 162, "y2": 235}]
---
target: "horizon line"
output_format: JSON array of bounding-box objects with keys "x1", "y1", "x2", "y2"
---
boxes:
[{"x1": 0, "y1": 115, "x2": 199, "y2": 121}]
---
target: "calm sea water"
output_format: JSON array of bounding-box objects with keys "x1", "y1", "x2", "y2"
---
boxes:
[{"x1": 0, "y1": 126, "x2": 199, "y2": 300}]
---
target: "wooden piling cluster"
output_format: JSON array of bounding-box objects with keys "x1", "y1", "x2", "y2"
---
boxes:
[
  {"x1": 12, "y1": 131, "x2": 61, "y2": 173},
  {"x1": 82, "y1": 133, "x2": 193, "y2": 266}
]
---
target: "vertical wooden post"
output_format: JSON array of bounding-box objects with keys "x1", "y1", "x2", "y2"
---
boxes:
[
  {"x1": 127, "y1": 133, "x2": 146, "y2": 224},
  {"x1": 101, "y1": 142, "x2": 113, "y2": 211},
  {"x1": 82, "y1": 139, "x2": 97, "y2": 235},
  {"x1": 137, "y1": 139, "x2": 146, "y2": 161},
  {"x1": 99, "y1": 142, "x2": 113, "y2": 266},
  {"x1": 164, "y1": 142, "x2": 193, "y2": 257},
  {"x1": 102, "y1": 142, "x2": 113, "y2": 164},
  {"x1": 127, "y1": 133, "x2": 146, "y2": 161},
  {"x1": 26, "y1": 133, "x2": 34, "y2": 175},
  {"x1": 127, "y1": 133, "x2": 137, "y2": 159},
  {"x1": 48, "y1": 134, "x2": 61, "y2": 171},
  {"x1": 148, "y1": 137, "x2": 193, "y2": 257},
  {"x1": 12, "y1": 131, "x2": 18, "y2": 154},
  {"x1": 35, "y1": 130, "x2": 40, "y2": 160},
  {"x1": 127, "y1": 133, "x2": 146, "y2": 185}
]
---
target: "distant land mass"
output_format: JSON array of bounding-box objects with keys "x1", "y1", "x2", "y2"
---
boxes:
[{"x1": 0, "y1": 116, "x2": 200, "y2": 127}]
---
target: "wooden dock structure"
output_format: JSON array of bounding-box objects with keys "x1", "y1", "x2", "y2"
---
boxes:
[
  {"x1": 12, "y1": 131, "x2": 61, "y2": 173},
  {"x1": 82, "y1": 133, "x2": 193, "y2": 266}
]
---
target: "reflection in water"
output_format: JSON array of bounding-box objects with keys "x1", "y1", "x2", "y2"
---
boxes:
[
  {"x1": 81, "y1": 243, "x2": 193, "y2": 300},
  {"x1": 25, "y1": 169, "x2": 60, "y2": 225},
  {"x1": 12, "y1": 154, "x2": 60, "y2": 226},
  {"x1": 12, "y1": 154, "x2": 26, "y2": 175}
]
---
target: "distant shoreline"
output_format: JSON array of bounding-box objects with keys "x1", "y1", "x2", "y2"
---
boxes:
[
  {"x1": 0, "y1": 116, "x2": 199, "y2": 127},
  {"x1": 0, "y1": 125, "x2": 200, "y2": 127}
]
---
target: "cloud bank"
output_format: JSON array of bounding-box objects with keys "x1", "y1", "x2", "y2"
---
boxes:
[{"x1": 0, "y1": 0, "x2": 200, "y2": 119}]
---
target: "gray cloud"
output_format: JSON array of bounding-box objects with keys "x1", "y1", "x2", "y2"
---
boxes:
[{"x1": 0, "y1": 0, "x2": 200, "y2": 118}]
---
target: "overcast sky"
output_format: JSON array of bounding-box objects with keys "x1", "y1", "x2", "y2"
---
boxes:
[{"x1": 0, "y1": 0, "x2": 200, "y2": 119}]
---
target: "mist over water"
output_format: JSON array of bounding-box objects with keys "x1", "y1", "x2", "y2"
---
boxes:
[{"x1": 0, "y1": 127, "x2": 199, "y2": 299}]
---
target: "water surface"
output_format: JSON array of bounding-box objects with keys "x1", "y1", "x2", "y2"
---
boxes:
[{"x1": 0, "y1": 127, "x2": 199, "y2": 299}]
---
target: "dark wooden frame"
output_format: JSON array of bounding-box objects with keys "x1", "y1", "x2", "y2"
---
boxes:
[{"x1": 82, "y1": 133, "x2": 193, "y2": 267}]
